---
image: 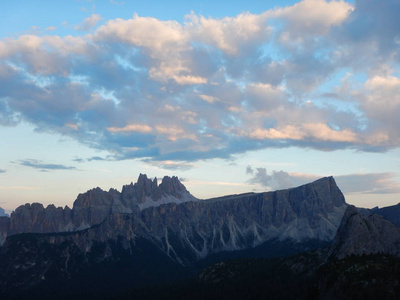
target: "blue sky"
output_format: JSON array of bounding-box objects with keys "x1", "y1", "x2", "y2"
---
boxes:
[{"x1": 1, "y1": 0, "x2": 400, "y2": 212}]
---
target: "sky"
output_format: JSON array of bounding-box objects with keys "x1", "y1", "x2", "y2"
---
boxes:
[{"x1": 1, "y1": 0, "x2": 400, "y2": 212}]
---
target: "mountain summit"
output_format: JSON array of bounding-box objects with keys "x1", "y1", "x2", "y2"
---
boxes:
[
  {"x1": 120, "y1": 174, "x2": 198, "y2": 210},
  {"x1": 0, "y1": 175, "x2": 348, "y2": 298},
  {"x1": 4, "y1": 174, "x2": 197, "y2": 238}
]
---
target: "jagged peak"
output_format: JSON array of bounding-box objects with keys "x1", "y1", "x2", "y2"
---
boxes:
[
  {"x1": 118, "y1": 174, "x2": 197, "y2": 209},
  {"x1": 132, "y1": 174, "x2": 185, "y2": 188},
  {"x1": 135, "y1": 173, "x2": 156, "y2": 186},
  {"x1": 160, "y1": 175, "x2": 186, "y2": 191}
]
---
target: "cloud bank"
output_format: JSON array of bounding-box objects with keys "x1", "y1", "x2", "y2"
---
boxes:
[
  {"x1": 246, "y1": 166, "x2": 400, "y2": 195},
  {"x1": 1, "y1": 0, "x2": 400, "y2": 163}
]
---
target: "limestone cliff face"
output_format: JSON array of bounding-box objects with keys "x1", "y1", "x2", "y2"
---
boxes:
[
  {"x1": 0, "y1": 176, "x2": 349, "y2": 296},
  {"x1": 9, "y1": 203, "x2": 72, "y2": 235},
  {"x1": 0, "y1": 176, "x2": 347, "y2": 265},
  {"x1": 71, "y1": 187, "x2": 120, "y2": 230},
  {"x1": 326, "y1": 205, "x2": 400, "y2": 260},
  {"x1": 2, "y1": 176, "x2": 347, "y2": 265},
  {"x1": 120, "y1": 174, "x2": 197, "y2": 210},
  {"x1": 4, "y1": 174, "x2": 197, "y2": 241},
  {"x1": 104, "y1": 176, "x2": 347, "y2": 264}
]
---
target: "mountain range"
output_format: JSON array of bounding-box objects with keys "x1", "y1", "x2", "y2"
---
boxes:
[{"x1": 0, "y1": 174, "x2": 399, "y2": 299}]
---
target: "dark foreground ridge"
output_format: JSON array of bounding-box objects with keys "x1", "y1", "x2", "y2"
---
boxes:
[{"x1": 2, "y1": 175, "x2": 397, "y2": 299}]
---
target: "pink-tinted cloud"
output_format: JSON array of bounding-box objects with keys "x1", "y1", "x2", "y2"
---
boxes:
[{"x1": 0, "y1": 1, "x2": 399, "y2": 163}]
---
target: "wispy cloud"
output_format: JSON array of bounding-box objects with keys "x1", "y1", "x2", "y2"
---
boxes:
[
  {"x1": 73, "y1": 156, "x2": 108, "y2": 163},
  {"x1": 18, "y1": 159, "x2": 76, "y2": 171},
  {"x1": 143, "y1": 159, "x2": 195, "y2": 171},
  {"x1": 75, "y1": 14, "x2": 102, "y2": 31},
  {"x1": 0, "y1": 0, "x2": 399, "y2": 163}
]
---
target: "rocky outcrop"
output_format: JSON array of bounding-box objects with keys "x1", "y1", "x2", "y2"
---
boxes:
[
  {"x1": 372, "y1": 202, "x2": 400, "y2": 227},
  {"x1": 3, "y1": 174, "x2": 198, "y2": 242},
  {"x1": 9, "y1": 203, "x2": 72, "y2": 235},
  {"x1": 2, "y1": 176, "x2": 347, "y2": 264},
  {"x1": 71, "y1": 187, "x2": 121, "y2": 230},
  {"x1": 0, "y1": 207, "x2": 7, "y2": 217},
  {"x1": 120, "y1": 174, "x2": 197, "y2": 210},
  {"x1": 0, "y1": 176, "x2": 349, "y2": 297},
  {"x1": 0, "y1": 217, "x2": 9, "y2": 246},
  {"x1": 326, "y1": 205, "x2": 400, "y2": 260},
  {"x1": 103, "y1": 176, "x2": 347, "y2": 264}
]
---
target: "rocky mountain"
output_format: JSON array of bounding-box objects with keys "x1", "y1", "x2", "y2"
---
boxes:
[
  {"x1": 318, "y1": 205, "x2": 400, "y2": 299},
  {"x1": 0, "y1": 175, "x2": 348, "y2": 299},
  {"x1": 0, "y1": 207, "x2": 8, "y2": 217},
  {"x1": 0, "y1": 217, "x2": 9, "y2": 247},
  {"x1": 3, "y1": 174, "x2": 197, "y2": 240},
  {"x1": 326, "y1": 205, "x2": 400, "y2": 260},
  {"x1": 372, "y1": 202, "x2": 400, "y2": 227}
]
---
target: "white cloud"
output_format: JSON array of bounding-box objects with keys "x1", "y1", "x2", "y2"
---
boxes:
[
  {"x1": 75, "y1": 14, "x2": 102, "y2": 31},
  {"x1": 246, "y1": 166, "x2": 400, "y2": 195},
  {"x1": 186, "y1": 11, "x2": 272, "y2": 56},
  {"x1": 336, "y1": 173, "x2": 400, "y2": 194},
  {"x1": 173, "y1": 75, "x2": 207, "y2": 85},
  {"x1": 241, "y1": 123, "x2": 358, "y2": 143},
  {"x1": 107, "y1": 124, "x2": 153, "y2": 133},
  {"x1": 0, "y1": 1, "x2": 399, "y2": 162},
  {"x1": 144, "y1": 160, "x2": 195, "y2": 171},
  {"x1": 270, "y1": 0, "x2": 353, "y2": 36}
]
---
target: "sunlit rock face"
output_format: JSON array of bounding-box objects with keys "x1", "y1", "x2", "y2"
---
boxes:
[{"x1": 326, "y1": 205, "x2": 400, "y2": 260}]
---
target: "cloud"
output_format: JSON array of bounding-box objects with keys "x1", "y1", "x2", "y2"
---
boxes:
[
  {"x1": 143, "y1": 159, "x2": 195, "y2": 171},
  {"x1": 18, "y1": 159, "x2": 76, "y2": 171},
  {"x1": 186, "y1": 11, "x2": 272, "y2": 56},
  {"x1": 73, "y1": 158, "x2": 85, "y2": 163},
  {"x1": 246, "y1": 166, "x2": 400, "y2": 195},
  {"x1": 0, "y1": 1, "x2": 399, "y2": 163},
  {"x1": 75, "y1": 14, "x2": 102, "y2": 31},
  {"x1": 335, "y1": 173, "x2": 400, "y2": 194},
  {"x1": 0, "y1": 169, "x2": 5, "y2": 173},
  {"x1": 87, "y1": 156, "x2": 106, "y2": 162},
  {"x1": 246, "y1": 166, "x2": 315, "y2": 190},
  {"x1": 73, "y1": 156, "x2": 108, "y2": 163},
  {"x1": 107, "y1": 124, "x2": 153, "y2": 133},
  {"x1": 270, "y1": 0, "x2": 353, "y2": 39}
]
